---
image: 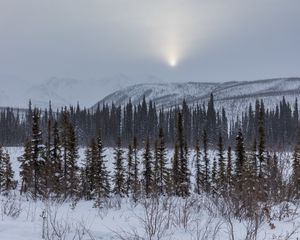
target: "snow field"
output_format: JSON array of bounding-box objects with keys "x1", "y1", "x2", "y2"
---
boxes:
[{"x1": 0, "y1": 147, "x2": 299, "y2": 239}]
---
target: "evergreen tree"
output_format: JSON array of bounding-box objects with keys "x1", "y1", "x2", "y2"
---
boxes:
[
  {"x1": 294, "y1": 98, "x2": 299, "y2": 130},
  {"x1": 43, "y1": 119, "x2": 52, "y2": 197},
  {"x1": 203, "y1": 130, "x2": 210, "y2": 193},
  {"x1": 211, "y1": 157, "x2": 217, "y2": 196},
  {"x1": 18, "y1": 108, "x2": 46, "y2": 199},
  {"x1": 94, "y1": 133, "x2": 110, "y2": 207},
  {"x1": 142, "y1": 138, "x2": 153, "y2": 197},
  {"x1": 19, "y1": 140, "x2": 33, "y2": 196},
  {"x1": 153, "y1": 140, "x2": 160, "y2": 195},
  {"x1": 171, "y1": 143, "x2": 180, "y2": 196},
  {"x1": 0, "y1": 147, "x2": 16, "y2": 195},
  {"x1": 177, "y1": 112, "x2": 190, "y2": 197},
  {"x1": 235, "y1": 129, "x2": 246, "y2": 192},
  {"x1": 257, "y1": 101, "x2": 268, "y2": 202},
  {"x1": 50, "y1": 121, "x2": 62, "y2": 198},
  {"x1": 60, "y1": 111, "x2": 80, "y2": 199},
  {"x1": 207, "y1": 93, "x2": 217, "y2": 143},
  {"x1": 126, "y1": 144, "x2": 134, "y2": 196},
  {"x1": 247, "y1": 138, "x2": 258, "y2": 196},
  {"x1": 226, "y1": 146, "x2": 233, "y2": 193},
  {"x1": 157, "y1": 128, "x2": 169, "y2": 195},
  {"x1": 113, "y1": 137, "x2": 126, "y2": 196},
  {"x1": 132, "y1": 136, "x2": 140, "y2": 201},
  {"x1": 66, "y1": 120, "x2": 80, "y2": 198},
  {"x1": 293, "y1": 130, "x2": 300, "y2": 199},
  {"x1": 258, "y1": 101, "x2": 266, "y2": 176},
  {"x1": 31, "y1": 108, "x2": 45, "y2": 199},
  {"x1": 83, "y1": 142, "x2": 94, "y2": 200},
  {"x1": 194, "y1": 139, "x2": 202, "y2": 194},
  {"x1": 217, "y1": 134, "x2": 226, "y2": 191}
]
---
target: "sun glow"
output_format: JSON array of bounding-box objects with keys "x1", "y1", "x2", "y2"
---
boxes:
[
  {"x1": 142, "y1": 2, "x2": 237, "y2": 70},
  {"x1": 169, "y1": 58, "x2": 177, "y2": 67},
  {"x1": 166, "y1": 46, "x2": 180, "y2": 68}
]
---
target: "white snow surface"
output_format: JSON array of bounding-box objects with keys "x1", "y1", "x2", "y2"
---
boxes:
[{"x1": 0, "y1": 147, "x2": 299, "y2": 240}]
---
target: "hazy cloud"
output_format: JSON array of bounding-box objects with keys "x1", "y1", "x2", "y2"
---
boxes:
[{"x1": 0, "y1": 0, "x2": 300, "y2": 86}]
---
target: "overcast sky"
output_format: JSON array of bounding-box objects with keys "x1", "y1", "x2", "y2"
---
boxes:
[{"x1": 1, "y1": 0, "x2": 300, "y2": 86}]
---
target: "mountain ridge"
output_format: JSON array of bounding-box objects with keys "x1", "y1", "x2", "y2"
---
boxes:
[{"x1": 93, "y1": 77, "x2": 300, "y2": 119}]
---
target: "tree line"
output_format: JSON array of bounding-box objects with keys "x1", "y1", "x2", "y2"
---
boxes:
[
  {"x1": 0, "y1": 95, "x2": 299, "y2": 151},
  {"x1": 1, "y1": 101, "x2": 300, "y2": 219}
]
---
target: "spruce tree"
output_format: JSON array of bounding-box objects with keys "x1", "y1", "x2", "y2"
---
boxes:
[
  {"x1": 31, "y1": 108, "x2": 45, "y2": 199},
  {"x1": 250, "y1": 139, "x2": 258, "y2": 177},
  {"x1": 94, "y1": 133, "x2": 110, "y2": 207},
  {"x1": 83, "y1": 142, "x2": 93, "y2": 200},
  {"x1": 217, "y1": 134, "x2": 226, "y2": 192},
  {"x1": 132, "y1": 136, "x2": 140, "y2": 201},
  {"x1": 50, "y1": 121, "x2": 62, "y2": 198},
  {"x1": 194, "y1": 139, "x2": 202, "y2": 194},
  {"x1": 113, "y1": 137, "x2": 126, "y2": 197},
  {"x1": 18, "y1": 108, "x2": 46, "y2": 199},
  {"x1": 19, "y1": 140, "x2": 33, "y2": 195},
  {"x1": 257, "y1": 102, "x2": 268, "y2": 202},
  {"x1": 203, "y1": 130, "x2": 210, "y2": 193},
  {"x1": 0, "y1": 147, "x2": 16, "y2": 195},
  {"x1": 172, "y1": 144, "x2": 180, "y2": 196},
  {"x1": 142, "y1": 138, "x2": 153, "y2": 197},
  {"x1": 269, "y1": 153, "x2": 282, "y2": 201},
  {"x1": 258, "y1": 101, "x2": 266, "y2": 176},
  {"x1": 126, "y1": 144, "x2": 134, "y2": 196},
  {"x1": 293, "y1": 130, "x2": 300, "y2": 199},
  {"x1": 235, "y1": 129, "x2": 246, "y2": 193},
  {"x1": 66, "y1": 120, "x2": 80, "y2": 198},
  {"x1": 43, "y1": 119, "x2": 52, "y2": 197},
  {"x1": 153, "y1": 140, "x2": 160, "y2": 195},
  {"x1": 247, "y1": 138, "x2": 258, "y2": 196},
  {"x1": 157, "y1": 128, "x2": 169, "y2": 195},
  {"x1": 177, "y1": 112, "x2": 190, "y2": 197},
  {"x1": 207, "y1": 93, "x2": 217, "y2": 143},
  {"x1": 79, "y1": 166, "x2": 89, "y2": 200},
  {"x1": 226, "y1": 146, "x2": 233, "y2": 194},
  {"x1": 211, "y1": 157, "x2": 217, "y2": 196},
  {"x1": 60, "y1": 110, "x2": 80, "y2": 199}
]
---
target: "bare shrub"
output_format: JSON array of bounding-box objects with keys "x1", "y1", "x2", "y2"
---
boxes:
[
  {"x1": 173, "y1": 197, "x2": 197, "y2": 231},
  {"x1": 243, "y1": 213, "x2": 265, "y2": 240},
  {"x1": 0, "y1": 194, "x2": 22, "y2": 219},
  {"x1": 41, "y1": 202, "x2": 95, "y2": 240},
  {"x1": 114, "y1": 197, "x2": 173, "y2": 240},
  {"x1": 271, "y1": 223, "x2": 300, "y2": 240},
  {"x1": 188, "y1": 216, "x2": 223, "y2": 240},
  {"x1": 139, "y1": 198, "x2": 171, "y2": 239},
  {"x1": 25, "y1": 199, "x2": 38, "y2": 222}
]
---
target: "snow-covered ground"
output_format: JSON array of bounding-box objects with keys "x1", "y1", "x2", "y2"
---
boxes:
[
  {"x1": 1, "y1": 195, "x2": 300, "y2": 240},
  {"x1": 0, "y1": 147, "x2": 299, "y2": 240}
]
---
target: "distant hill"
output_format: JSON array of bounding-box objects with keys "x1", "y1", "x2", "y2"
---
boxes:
[{"x1": 93, "y1": 78, "x2": 300, "y2": 119}]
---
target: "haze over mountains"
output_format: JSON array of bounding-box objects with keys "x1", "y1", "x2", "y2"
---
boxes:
[
  {"x1": 1, "y1": 77, "x2": 300, "y2": 119},
  {"x1": 0, "y1": 75, "x2": 146, "y2": 109}
]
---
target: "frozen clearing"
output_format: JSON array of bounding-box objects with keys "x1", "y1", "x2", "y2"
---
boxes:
[
  {"x1": 0, "y1": 147, "x2": 299, "y2": 239},
  {"x1": 1, "y1": 195, "x2": 300, "y2": 239}
]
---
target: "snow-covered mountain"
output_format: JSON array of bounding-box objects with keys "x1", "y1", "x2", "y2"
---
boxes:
[
  {"x1": 93, "y1": 77, "x2": 300, "y2": 119},
  {"x1": 26, "y1": 76, "x2": 138, "y2": 109},
  {"x1": 0, "y1": 75, "x2": 136, "y2": 109},
  {"x1": 2, "y1": 76, "x2": 300, "y2": 117}
]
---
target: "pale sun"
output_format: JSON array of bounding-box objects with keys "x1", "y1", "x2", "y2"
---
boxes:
[{"x1": 169, "y1": 58, "x2": 177, "y2": 67}]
